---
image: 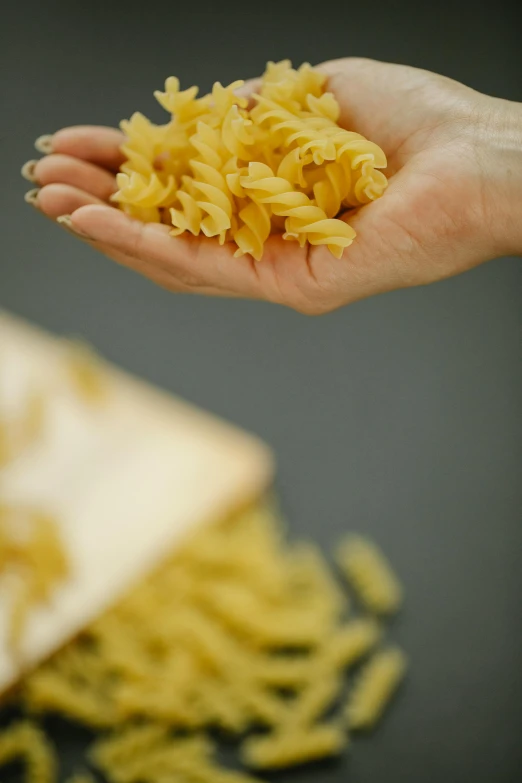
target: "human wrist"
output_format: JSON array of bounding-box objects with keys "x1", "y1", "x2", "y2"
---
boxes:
[{"x1": 478, "y1": 97, "x2": 522, "y2": 257}]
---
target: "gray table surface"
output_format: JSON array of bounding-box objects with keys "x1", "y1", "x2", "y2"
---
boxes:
[{"x1": 1, "y1": 1, "x2": 521, "y2": 781}]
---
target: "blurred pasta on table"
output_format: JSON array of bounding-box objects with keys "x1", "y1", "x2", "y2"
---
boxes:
[{"x1": 0, "y1": 311, "x2": 406, "y2": 782}]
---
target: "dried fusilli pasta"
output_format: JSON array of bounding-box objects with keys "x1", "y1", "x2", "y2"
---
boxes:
[
  {"x1": 1, "y1": 475, "x2": 407, "y2": 781},
  {"x1": 112, "y1": 60, "x2": 388, "y2": 260},
  {"x1": 0, "y1": 722, "x2": 57, "y2": 783},
  {"x1": 335, "y1": 534, "x2": 403, "y2": 614},
  {"x1": 241, "y1": 723, "x2": 345, "y2": 769},
  {"x1": 346, "y1": 647, "x2": 407, "y2": 730}
]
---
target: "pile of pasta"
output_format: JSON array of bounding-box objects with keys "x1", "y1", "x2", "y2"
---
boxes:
[
  {"x1": 1, "y1": 341, "x2": 406, "y2": 781},
  {"x1": 1, "y1": 502, "x2": 406, "y2": 783},
  {"x1": 112, "y1": 60, "x2": 388, "y2": 260}
]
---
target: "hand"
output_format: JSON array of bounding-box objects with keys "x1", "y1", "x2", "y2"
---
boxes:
[{"x1": 22, "y1": 58, "x2": 522, "y2": 314}]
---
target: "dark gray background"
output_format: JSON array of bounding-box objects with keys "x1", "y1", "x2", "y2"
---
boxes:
[{"x1": 1, "y1": 1, "x2": 521, "y2": 781}]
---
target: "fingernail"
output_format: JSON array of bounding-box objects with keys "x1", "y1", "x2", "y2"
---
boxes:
[
  {"x1": 57, "y1": 215, "x2": 93, "y2": 241},
  {"x1": 21, "y1": 160, "x2": 39, "y2": 183},
  {"x1": 34, "y1": 134, "x2": 54, "y2": 154},
  {"x1": 24, "y1": 188, "x2": 41, "y2": 208}
]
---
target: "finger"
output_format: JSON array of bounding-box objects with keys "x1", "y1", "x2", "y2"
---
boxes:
[
  {"x1": 44, "y1": 126, "x2": 126, "y2": 171},
  {"x1": 29, "y1": 154, "x2": 116, "y2": 202},
  {"x1": 50, "y1": 211, "x2": 246, "y2": 299},
  {"x1": 70, "y1": 203, "x2": 362, "y2": 311},
  {"x1": 85, "y1": 233, "x2": 249, "y2": 298},
  {"x1": 35, "y1": 184, "x2": 107, "y2": 220},
  {"x1": 67, "y1": 201, "x2": 394, "y2": 313},
  {"x1": 91, "y1": 240, "x2": 244, "y2": 298},
  {"x1": 70, "y1": 205, "x2": 265, "y2": 298}
]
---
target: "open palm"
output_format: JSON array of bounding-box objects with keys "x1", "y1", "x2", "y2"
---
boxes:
[{"x1": 26, "y1": 58, "x2": 505, "y2": 314}]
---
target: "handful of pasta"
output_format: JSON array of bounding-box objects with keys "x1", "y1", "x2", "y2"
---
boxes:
[{"x1": 112, "y1": 60, "x2": 388, "y2": 260}]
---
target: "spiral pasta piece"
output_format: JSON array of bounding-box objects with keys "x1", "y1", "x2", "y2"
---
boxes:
[
  {"x1": 287, "y1": 670, "x2": 341, "y2": 728},
  {"x1": 170, "y1": 121, "x2": 230, "y2": 240},
  {"x1": 191, "y1": 161, "x2": 233, "y2": 240},
  {"x1": 232, "y1": 201, "x2": 271, "y2": 261},
  {"x1": 274, "y1": 119, "x2": 339, "y2": 164},
  {"x1": 252, "y1": 97, "x2": 340, "y2": 163},
  {"x1": 257, "y1": 62, "x2": 301, "y2": 112},
  {"x1": 169, "y1": 179, "x2": 204, "y2": 237},
  {"x1": 154, "y1": 76, "x2": 211, "y2": 129},
  {"x1": 209, "y1": 80, "x2": 248, "y2": 119},
  {"x1": 346, "y1": 647, "x2": 407, "y2": 730},
  {"x1": 288, "y1": 62, "x2": 327, "y2": 105},
  {"x1": 260, "y1": 61, "x2": 326, "y2": 109},
  {"x1": 335, "y1": 535, "x2": 403, "y2": 615},
  {"x1": 112, "y1": 172, "x2": 178, "y2": 209},
  {"x1": 0, "y1": 722, "x2": 57, "y2": 783},
  {"x1": 239, "y1": 162, "x2": 311, "y2": 217},
  {"x1": 24, "y1": 668, "x2": 119, "y2": 728},
  {"x1": 327, "y1": 619, "x2": 382, "y2": 669},
  {"x1": 120, "y1": 113, "x2": 169, "y2": 177},
  {"x1": 311, "y1": 161, "x2": 351, "y2": 218},
  {"x1": 306, "y1": 92, "x2": 341, "y2": 122},
  {"x1": 250, "y1": 96, "x2": 298, "y2": 129},
  {"x1": 351, "y1": 161, "x2": 389, "y2": 205},
  {"x1": 221, "y1": 104, "x2": 256, "y2": 159},
  {"x1": 276, "y1": 148, "x2": 312, "y2": 188},
  {"x1": 284, "y1": 212, "x2": 356, "y2": 258},
  {"x1": 241, "y1": 723, "x2": 344, "y2": 769}
]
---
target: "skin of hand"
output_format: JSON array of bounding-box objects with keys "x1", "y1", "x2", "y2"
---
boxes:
[{"x1": 22, "y1": 58, "x2": 522, "y2": 315}]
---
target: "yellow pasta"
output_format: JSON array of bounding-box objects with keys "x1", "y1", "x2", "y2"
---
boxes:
[
  {"x1": 90, "y1": 728, "x2": 260, "y2": 783},
  {"x1": 286, "y1": 541, "x2": 347, "y2": 619},
  {"x1": 188, "y1": 129, "x2": 234, "y2": 241},
  {"x1": 0, "y1": 722, "x2": 56, "y2": 783},
  {"x1": 90, "y1": 723, "x2": 172, "y2": 763},
  {"x1": 1, "y1": 480, "x2": 407, "y2": 780},
  {"x1": 113, "y1": 60, "x2": 388, "y2": 260},
  {"x1": 238, "y1": 161, "x2": 356, "y2": 259},
  {"x1": 346, "y1": 647, "x2": 407, "y2": 730},
  {"x1": 198, "y1": 580, "x2": 334, "y2": 649},
  {"x1": 241, "y1": 723, "x2": 345, "y2": 769},
  {"x1": 326, "y1": 618, "x2": 382, "y2": 669},
  {"x1": 288, "y1": 669, "x2": 342, "y2": 728},
  {"x1": 335, "y1": 534, "x2": 403, "y2": 614},
  {"x1": 233, "y1": 199, "x2": 271, "y2": 260},
  {"x1": 114, "y1": 171, "x2": 178, "y2": 209}
]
